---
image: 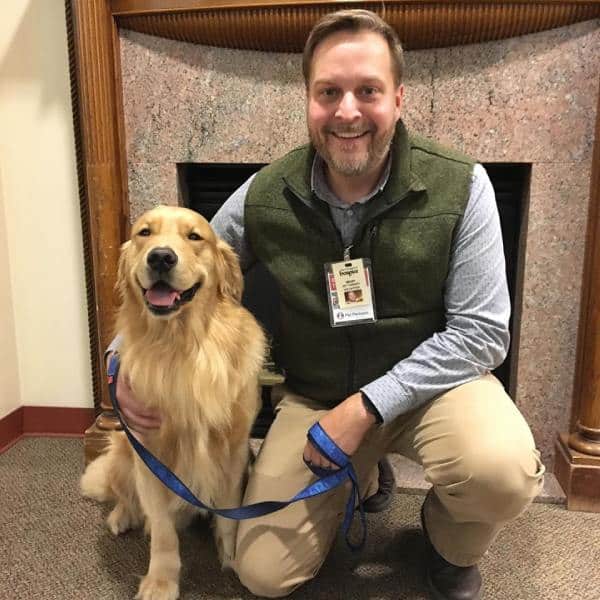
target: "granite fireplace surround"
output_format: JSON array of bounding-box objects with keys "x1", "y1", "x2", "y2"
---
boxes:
[{"x1": 119, "y1": 19, "x2": 599, "y2": 471}]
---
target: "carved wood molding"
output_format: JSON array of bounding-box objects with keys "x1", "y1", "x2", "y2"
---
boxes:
[
  {"x1": 110, "y1": 0, "x2": 600, "y2": 51},
  {"x1": 68, "y1": 0, "x2": 129, "y2": 414}
]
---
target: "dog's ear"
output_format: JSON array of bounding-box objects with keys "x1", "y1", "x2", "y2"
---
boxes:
[
  {"x1": 116, "y1": 240, "x2": 132, "y2": 301},
  {"x1": 215, "y1": 239, "x2": 244, "y2": 303}
]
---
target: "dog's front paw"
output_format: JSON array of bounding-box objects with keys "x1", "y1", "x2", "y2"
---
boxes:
[
  {"x1": 107, "y1": 503, "x2": 140, "y2": 535},
  {"x1": 135, "y1": 575, "x2": 179, "y2": 600}
]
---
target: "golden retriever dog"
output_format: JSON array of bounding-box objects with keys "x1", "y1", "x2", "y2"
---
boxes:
[{"x1": 80, "y1": 206, "x2": 265, "y2": 600}]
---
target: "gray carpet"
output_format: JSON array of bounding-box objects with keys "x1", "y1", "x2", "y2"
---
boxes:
[{"x1": 1, "y1": 437, "x2": 599, "y2": 600}]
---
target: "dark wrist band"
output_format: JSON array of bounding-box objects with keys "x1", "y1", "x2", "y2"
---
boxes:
[{"x1": 360, "y1": 391, "x2": 383, "y2": 424}]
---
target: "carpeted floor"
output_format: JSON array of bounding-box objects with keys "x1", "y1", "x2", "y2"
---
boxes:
[{"x1": 1, "y1": 437, "x2": 599, "y2": 600}]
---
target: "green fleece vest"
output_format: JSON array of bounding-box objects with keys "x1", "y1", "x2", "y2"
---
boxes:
[{"x1": 245, "y1": 122, "x2": 475, "y2": 405}]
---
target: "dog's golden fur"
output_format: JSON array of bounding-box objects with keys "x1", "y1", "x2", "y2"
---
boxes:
[{"x1": 80, "y1": 206, "x2": 265, "y2": 600}]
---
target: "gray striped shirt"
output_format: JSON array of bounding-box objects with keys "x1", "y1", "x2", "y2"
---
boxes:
[{"x1": 211, "y1": 157, "x2": 510, "y2": 424}]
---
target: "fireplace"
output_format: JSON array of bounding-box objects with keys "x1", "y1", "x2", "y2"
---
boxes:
[
  {"x1": 114, "y1": 21, "x2": 599, "y2": 472},
  {"x1": 69, "y1": 1, "x2": 600, "y2": 509}
]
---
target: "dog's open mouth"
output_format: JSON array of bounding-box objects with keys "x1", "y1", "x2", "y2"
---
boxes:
[{"x1": 142, "y1": 281, "x2": 202, "y2": 315}]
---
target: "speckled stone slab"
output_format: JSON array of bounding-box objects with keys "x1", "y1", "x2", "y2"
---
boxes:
[
  {"x1": 119, "y1": 19, "x2": 600, "y2": 468},
  {"x1": 516, "y1": 161, "x2": 592, "y2": 455},
  {"x1": 430, "y1": 22, "x2": 599, "y2": 163}
]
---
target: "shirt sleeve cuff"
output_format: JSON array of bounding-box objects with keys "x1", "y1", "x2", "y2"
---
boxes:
[{"x1": 361, "y1": 374, "x2": 413, "y2": 425}]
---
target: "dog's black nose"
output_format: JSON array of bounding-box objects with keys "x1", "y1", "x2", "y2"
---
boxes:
[{"x1": 147, "y1": 247, "x2": 178, "y2": 273}]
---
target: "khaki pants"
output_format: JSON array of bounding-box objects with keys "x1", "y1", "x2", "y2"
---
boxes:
[{"x1": 234, "y1": 374, "x2": 545, "y2": 598}]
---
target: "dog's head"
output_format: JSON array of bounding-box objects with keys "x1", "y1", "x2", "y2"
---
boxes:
[{"x1": 118, "y1": 206, "x2": 243, "y2": 318}]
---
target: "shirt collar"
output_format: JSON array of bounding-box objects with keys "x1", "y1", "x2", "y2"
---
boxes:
[{"x1": 310, "y1": 152, "x2": 392, "y2": 209}]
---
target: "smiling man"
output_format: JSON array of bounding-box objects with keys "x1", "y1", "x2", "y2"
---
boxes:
[
  {"x1": 306, "y1": 27, "x2": 403, "y2": 196},
  {"x1": 112, "y1": 9, "x2": 544, "y2": 600}
]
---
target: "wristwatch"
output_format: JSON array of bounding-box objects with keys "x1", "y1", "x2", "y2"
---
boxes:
[{"x1": 360, "y1": 391, "x2": 383, "y2": 425}]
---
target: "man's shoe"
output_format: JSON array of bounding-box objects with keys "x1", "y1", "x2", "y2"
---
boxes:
[
  {"x1": 420, "y1": 492, "x2": 482, "y2": 600},
  {"x1": 362, "y1": 456, "x2": 396, "y2": 513}
]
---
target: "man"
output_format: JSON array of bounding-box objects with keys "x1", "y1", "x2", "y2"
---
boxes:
[{"x1": 111, "y1": 10, "x2": 544, "y2": 599}]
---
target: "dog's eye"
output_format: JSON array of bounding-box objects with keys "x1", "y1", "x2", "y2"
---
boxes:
[
  {"x1": 188, "y1": 232, "x2": 203, "y2": 241},
  {"x1": 138, "y1": 228, "x2": 151, "y2": 237}
]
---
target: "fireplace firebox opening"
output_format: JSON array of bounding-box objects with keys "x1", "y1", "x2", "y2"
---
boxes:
[{"x1": 178, "y1": 161, "x2": 530, "y2": 430}]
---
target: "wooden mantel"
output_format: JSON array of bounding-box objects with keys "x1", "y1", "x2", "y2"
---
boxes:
[
  {"x1": 109, "y1": 0, "x2": 600, "y2": 51},
  {"x1": 65, "y1": 0, "x2": 600, "y2": 507}
]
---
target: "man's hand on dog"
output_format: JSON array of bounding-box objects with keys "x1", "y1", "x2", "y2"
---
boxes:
[
  {"x1": 302, "y1": 392, "x2": 376, "y2": 470},
  {"x1": 113, "y1": 365, "x2": 163, "y2": 436}
]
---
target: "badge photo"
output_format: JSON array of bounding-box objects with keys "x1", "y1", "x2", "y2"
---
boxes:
[{"x1": 324, "y1": 258, "x2": 377, "y2": 327}]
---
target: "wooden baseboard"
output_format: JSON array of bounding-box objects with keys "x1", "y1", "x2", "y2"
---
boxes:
[
  {"x1": 554, "y1": 433, "x2": 600, "y2": 512},
  {"x1": 0, "y1": 406, "x2": 95, "y2": 454},
  {"x1": 0, "y1": 407, "x2": 24, "y2": 453}
]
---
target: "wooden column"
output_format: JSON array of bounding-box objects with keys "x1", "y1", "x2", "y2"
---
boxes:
[
  {"x1": 555, "y1": 82, "x2": 600, "y2": 512},
  {"x1": 68, "y1": 0, "x2": 128, "y2": 463}
]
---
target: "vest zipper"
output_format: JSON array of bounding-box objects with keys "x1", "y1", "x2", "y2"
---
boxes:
[
  {"x1": 369, "y1": 223, "x2": 378, "y2": 276},
  {"x1": 286, "y1": 187, "x2": 361, "y2": 399},
  {"x1": 347, "y1": 337, "x2": 356, "y2": 398},
  {"x1": 345, "y1": 225, "x2": 377, "y2": 396}
]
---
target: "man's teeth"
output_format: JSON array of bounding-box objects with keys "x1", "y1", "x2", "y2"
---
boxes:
[{"x1": 335, "y1": 132, "x2": 366, "y2": 138}]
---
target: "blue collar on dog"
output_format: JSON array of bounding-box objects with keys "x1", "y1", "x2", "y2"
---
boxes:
[{"x1": 107, "y1": 353, "x2": 366, "y2": 551}]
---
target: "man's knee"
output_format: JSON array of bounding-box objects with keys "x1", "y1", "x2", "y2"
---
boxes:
[
  {"x1": 235, "y1": 552, "x2": 295, "y2": 598},
  {"x1": 476, "y1": 446, "x2": 543, "y2": 520},
  {"x1": 234, "y1": 527, "x2": 318, "y2": 598},
  {"x1": 432, "y1": 442, "x2": 545, "y2": 522}
]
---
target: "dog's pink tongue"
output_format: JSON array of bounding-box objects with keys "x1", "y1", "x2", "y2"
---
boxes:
[{"x1": 146, "y1": 285, "x2": 180, "y2": 307}]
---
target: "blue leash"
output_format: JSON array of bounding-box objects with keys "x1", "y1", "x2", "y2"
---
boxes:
[{"x1": 107, "y1": 354, "x2": 366, "y2": 550}]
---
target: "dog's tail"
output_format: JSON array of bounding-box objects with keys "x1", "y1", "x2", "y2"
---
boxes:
[{"x1": 80, "y1": 452, "x2": 114, "y2": 502}]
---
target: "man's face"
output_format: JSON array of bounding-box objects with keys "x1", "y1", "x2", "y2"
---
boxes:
[{"x1": 306, "y1": 30, "x2": 404, "y2": 179}]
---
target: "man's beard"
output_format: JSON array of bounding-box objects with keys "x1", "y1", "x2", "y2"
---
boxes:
[{"x1": 309, "y1": 121, "x2": 395, "y2": 177}]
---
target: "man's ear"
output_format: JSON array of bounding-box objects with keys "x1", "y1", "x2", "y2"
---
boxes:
[
  {"x1": 394, "y1": 84, "x2": 404, "y2": 121},
  {"x1": 215, "y1": 239, "x2": 244, "y2": 303}
]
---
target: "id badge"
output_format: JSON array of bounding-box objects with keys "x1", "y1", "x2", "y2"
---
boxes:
[{"x1": 324, "y1": 258, "x2": 377, "y2": 327}]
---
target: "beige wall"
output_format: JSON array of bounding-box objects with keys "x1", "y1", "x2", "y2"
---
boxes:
[
  {"x1": 0, "y1": 0, "x2": 92, "y2": 413},
  {"x1": 0, "y1": 167, "x2": 21, "y2": 419}
]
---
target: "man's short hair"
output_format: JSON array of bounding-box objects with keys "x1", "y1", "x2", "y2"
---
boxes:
[{"x1": 302, "y1": 9, "x2": 405, "y2": 88}]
